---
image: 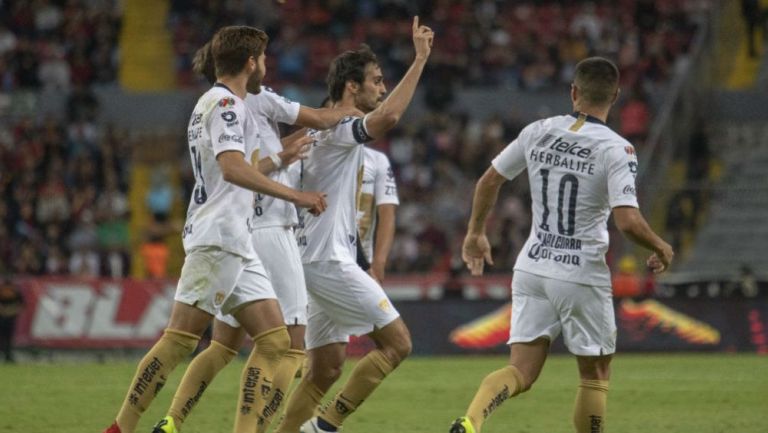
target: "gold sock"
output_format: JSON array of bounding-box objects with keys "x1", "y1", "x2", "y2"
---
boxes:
[
  {"x1": 573, "y1": 380, "x2": 609, "y2": 433},
  {"x1": 465, "y1": 365, "x2": 525, "y2": 433},
  {"x1": 257, "y1": 349, "x2": 306, "y2": 433},
  {"x1": 116, "y1": 329, "x2": 199, "y2": 433},
  {"x1": 233, "y1": 326, "x2": 290, "y2": 433},
  {"x1": 320, "y1": 349, "x2": 394, "y2": 428},
  {"x1": 168, "y1": 340, "x2": 238, "y2": 427},
  {"x1": 272, "y1": 377, "x2": 325, "y2": 433}
]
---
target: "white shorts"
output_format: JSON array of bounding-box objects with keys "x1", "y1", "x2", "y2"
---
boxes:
[
  {"x1": 508, "y1": 270, "x2": 616, "y2": 356},
  {"x1": 176, "y1": 246, "x2": 276, "y2": 318},
  {"x1": 304, "y1": 261, "x2": 400, "y2": 350},
  {"x1": 217, "y1": 226, "x2": 307, "y2": 328}
]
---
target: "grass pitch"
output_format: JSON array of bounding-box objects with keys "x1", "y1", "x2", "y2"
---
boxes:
[{"x1": 1, "y1": 354, "x2": 766, "y2": 433}]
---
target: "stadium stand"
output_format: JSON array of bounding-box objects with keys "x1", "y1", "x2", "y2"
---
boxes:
[{"x1": 0, "y1": 0, "x2": 724, "y2": 281}]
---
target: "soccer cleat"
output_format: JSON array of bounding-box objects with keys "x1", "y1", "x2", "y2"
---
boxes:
[
  {"x1": 300, "y1": 417, "x2": 339, "y2": 433},
  {"x1": 102, "y1": 422, "x2": 121, "y2": 433},
  {"x1": 449, "y1": 416, "x2": 476, "y2": 433},
  {"x1": 151, "y1": 416, "x2": 178, "y2": 433}
]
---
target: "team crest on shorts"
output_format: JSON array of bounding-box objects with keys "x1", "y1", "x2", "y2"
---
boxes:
[
  {"x1": 214, "y1": 291, "x2": 225, "y2": 305},
  {"x1": 378, "y1": 299, "x2": 391, "y2": 312}
]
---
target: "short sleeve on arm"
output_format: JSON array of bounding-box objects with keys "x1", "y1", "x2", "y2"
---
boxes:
[
  {"x1": 373, "y1": 153, "x2": 399, "y2": 206},
  {"x1": 210, "y1": 97, "x2": 247, "y2": 156},
  {"x1": 491, "y1": 121, "x2": 539, "y2": 180},
  {"x1": 262, "y1": 87, "x2": 300, "y2": 125},
  {"x1": 330, "y1": 115, "x2": 373, "y2": 147},
  {"x1": 605, "y1": 144, "x2": 639, "y2": 208}
]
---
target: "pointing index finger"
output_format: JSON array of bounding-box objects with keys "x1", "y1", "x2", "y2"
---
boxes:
[{"x1": 413, "y1": 16, "x2": 419, "y2": 32}]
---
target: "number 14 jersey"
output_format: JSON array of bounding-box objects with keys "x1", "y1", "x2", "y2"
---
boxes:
[{"x1": 492, "y1": 113, "x2": 639, "y2": 286}]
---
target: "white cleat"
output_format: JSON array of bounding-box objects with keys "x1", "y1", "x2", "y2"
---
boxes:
[{"x1": 300, "y1": 417, "x2": 339, "y2": 433}]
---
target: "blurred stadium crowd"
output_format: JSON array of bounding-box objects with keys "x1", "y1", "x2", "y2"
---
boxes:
[{"x1": 0, "y1": 0, "x2": 708, "y2": 278}]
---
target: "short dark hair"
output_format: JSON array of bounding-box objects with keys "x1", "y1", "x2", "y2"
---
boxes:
[
  {"x1": 192, "y1": 41, "x2": 215, "y2": 84},
  {"x1": 573, "y1": 57, "x2": 619, "y2": 106},
  {"x1": 211, "y1": 26, "x2": 268, "y2": 78},
  {"x1": 326, "y1": 44, "x2": 378, "y2": 103}
]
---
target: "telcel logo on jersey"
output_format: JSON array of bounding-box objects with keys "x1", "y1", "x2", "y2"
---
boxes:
[
  {"x1": 527, "y1": 242, "x2": 581, "y2": 266},
  {"x1": 549, "y1": 137, "x2": 592, "y2": 158}
]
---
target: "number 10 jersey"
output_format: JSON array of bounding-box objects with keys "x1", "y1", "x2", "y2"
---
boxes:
[{"x1": 492, "y1": 113, "x2": 639, "y2": 286}]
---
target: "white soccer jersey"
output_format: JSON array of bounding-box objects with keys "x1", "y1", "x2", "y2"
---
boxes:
[
  {"x1": 296, "y1": 115, "x2": 374, "y2": 263},
  {"x1": 182, "y1": 84, "x2": 258, "y2": 259},
  {"x1": 357, "y1": 148, "x2": 399, "y2": 263},
  {"x1": 492, "y1": 113, "x2": 639, "y2": 286},
  {"x1": 244, "y1": 86, "x2": 301, "y2": 228}
]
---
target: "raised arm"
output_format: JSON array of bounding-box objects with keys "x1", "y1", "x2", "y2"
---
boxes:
[
  {"x1": 613, "y1": 206, "x2": 674, "y2": 273},
  {"x1": 365, "y1": 16, "x2": 434, "y2": 139}
]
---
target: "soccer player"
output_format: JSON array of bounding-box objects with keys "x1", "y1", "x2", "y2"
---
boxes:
[
  {"x1": 272, "y1": 16, "x2": 434, "y2": 433},
  {"x1": 449, "y1": 57, "x2": 674, "y2": 433},
  {"x1": 102, "y1": 26, "x2": 328, "y2": 433},
  {"x1": 356, "y1": 146, "x2": 399, "y2": 283},
  {"x1": 151, "y1": 42, "x2": 363, "y2": 433}
]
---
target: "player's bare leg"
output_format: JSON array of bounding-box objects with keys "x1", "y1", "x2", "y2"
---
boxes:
[
  {"x1": 232, "y1": 299, "x2": 290, "y2": 433},
  {"x1": 451, "y1": 338, "x2": 549, "y2": 433},
  {"x1": 573, "y1": 355, "x2": 612, "y2": 433},
  {"x1": 108, "y1": 302, "x2": 208, "y2": 433},
  {"x1": 318, "y1": 318, "x2": 412, "y2": 430}
]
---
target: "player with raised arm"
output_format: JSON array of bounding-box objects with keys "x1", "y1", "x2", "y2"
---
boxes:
[
  {"x1": 101, "y1": 26, "x2": 328, "y2": 433},
  {"x1": 449, "y1": 57, "x2": 674, "y2": 433},
  {"x1": 150, "y1": 41, "x2": 362, "y2": 433},
  {"x1": 273, "y1": 17, "x2": 434, "y2": 433},
  {"x1": 356, "y1": 146, "x2": 399, "y2": 283}
]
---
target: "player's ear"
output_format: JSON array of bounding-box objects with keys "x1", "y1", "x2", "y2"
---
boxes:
[
  {"x1": 611, "y1": 87, "x2": 620, "y2": 105},
  {"x1": 346, "y1": 80, "x2": 360, "y2": 95},
  {"x1": 570, "y1": 83, "x2": 578, "y2": 103}
]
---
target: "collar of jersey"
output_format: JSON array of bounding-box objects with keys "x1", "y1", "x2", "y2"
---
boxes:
[
  {"x1": 571, "y1": 111, "x2": 606, "y2": 125},
  {"x1": 214, "y1": 82, "x2": 235, "y2": 95}
]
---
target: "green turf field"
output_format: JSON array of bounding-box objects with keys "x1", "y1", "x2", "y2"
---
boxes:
[{"x1": 1, "y1": 354, "x2": 766, "y2": 433}]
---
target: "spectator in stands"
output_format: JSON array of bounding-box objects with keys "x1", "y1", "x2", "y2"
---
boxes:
[
  {"x1": 0, "y1": 277, "x2": 23, "y2": 363},
  {"x1": 612, "y1": 255, "x2": 642, "y2": 298},
  {"x1": 140, "y1": 233, "x2": 169, "y2": 279},
  {"x1": 741, "y1": 0, "x2": 761, "y2": 58}
]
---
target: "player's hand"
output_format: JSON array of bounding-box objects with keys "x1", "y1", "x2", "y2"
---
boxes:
[
  {"x1": 462, "y1": 233, "x2": 494, "y2": 276},
  {"x1": 412, "y1": 16, "x2": 434, "y2": 61},
  {"x1": 369, "y1": 262, "x2": 385, "y2": 284},
  {"x1": 278, "y1": 135, "x2": 313, "y2": 166},
  {"x1": 294, "y1": 191, "x2": 327, "y2": 215},
  {"x1": 647, "y1": 242, "x2": 674, "y2": 274}
]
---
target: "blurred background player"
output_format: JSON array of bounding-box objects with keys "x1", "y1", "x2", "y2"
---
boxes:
[
  {"x1": 356, "y1": 146, "x2": 399, "y2": 284},
  {"x1": 451, "y1": 57, "x2": 674, "y2": 433},
  {"x1": 102, "y1": 25, "x2": 328, "y2": 433},
  {"x1": 151, "y1": 40, "x2": 362, "y2": 433},
  {"x1": 0, "y1": 277, "x2": 24, "y2": 363},
  {"x1": 273, "y1": 16, "x2": 434, "y2": 433}
]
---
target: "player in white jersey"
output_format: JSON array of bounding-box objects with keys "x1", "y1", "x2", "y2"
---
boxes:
[
  {"x1": 356, "y1": 147, "x2": 399, "y2": 283},
  {"x1": 102, "y1": 26, "x2": 328, "y2": 433},
  {"x1": 273, "y1": 17, "x2": 434, "y2": 433},
  {"x1": 449, "y1": 58, "x2": 674, "y2": 433},
  {"x1": 151, "y1": 41, "x2": 363, "y2": 433}
]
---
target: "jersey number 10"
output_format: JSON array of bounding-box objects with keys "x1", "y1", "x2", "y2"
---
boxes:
[{"x1": 538, "y1": 169, "x2": 578, "y2": 236}]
